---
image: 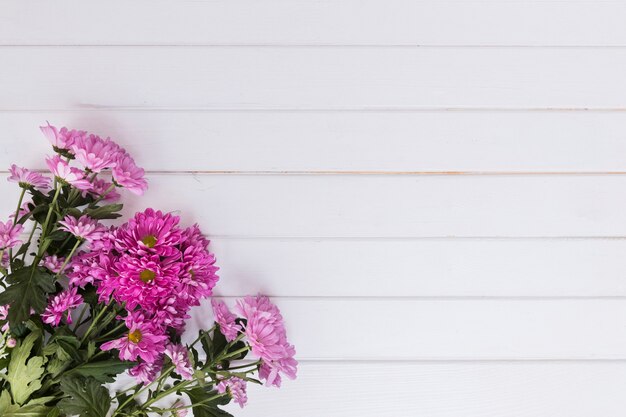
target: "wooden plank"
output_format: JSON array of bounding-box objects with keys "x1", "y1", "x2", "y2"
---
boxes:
[
  {"x1": 226, "y1": 362, "x2": 626, "y2": 416},
  {"x1": 211, "y1": 238, "x2": 626, "y2": 297},
  {"x1": 3, "y1": 47, "x2": 626, "y2": 109},
  {"x1": 3, "y1": 1, "x2": 626, "y2": 46},
  {"x1": 3, "y1": 111, "x2": 626, "y2": 172},
  {"x1": 3, "y1": 174, "x2": 626, "y2": 237},
  {"x1": 185, "y1": 298, "x2": 626, "y2": 359}
]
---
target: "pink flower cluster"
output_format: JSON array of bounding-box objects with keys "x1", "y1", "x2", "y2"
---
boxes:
[
  {"x1": 69, "y1": 209, "x2": 219, "y2": 381},
  {"x1": 212, "y1": 296, "x2": 298, "y2": 388},
  {"x1": 41, "y1": 122, "x2": 148, "y2": 197},
  {"x1": 42, "y1": 287, "x2": 83, "y2": 326}
]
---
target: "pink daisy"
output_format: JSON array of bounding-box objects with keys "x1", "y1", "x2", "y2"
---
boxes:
[
  {"x1": 42, "y1": 287, "x2": 83, "y2": 327},
  {"x1": 86, "y1": 178, "x2": 120, "y2": 202},
  {"x1": 211, "y1": 299, "x2": 241, "y2": 342},
  {"x1": 58, "y1": 214, "x2": 105, "y2": 242},
  {"x1": 101, "y1": 311, "x2": 168, "y2": 363},
  {"x1": 70, "y1": 134, "x2": 121, "y2": 172},
  {"x1": 0, "y1": 220, "x2": 23, "y2": 249},
  {"x1": 178, "y1": 225, "x2": 219, "y2": 306},
  {"x1": 164, "y1": 344, "x2": 194, "y2": 380},
  {"x1": 41, "y1": 254, "x2": 66, "y2": 273},
  {"x1": 217, "y1": 377, "x2": 248, "y2": 408},
  {"x1": 114, "y1": 209, "x2": 183, "y2": 257},
  {"x1": 128, "y1": 360, "x2": 162, "y2": 385},
  {"x1": 112, "y1": 153, "x2": 148, "y2": 196},
  {"x1": 7, "y1": 165, "x2": 51, "y2": 190},
  {"x1": 40, "y1": 122, "x2": 86, "y2": 151},
  {"x1": 45, "y1": 155, "x2": 91, "y2": 190}
]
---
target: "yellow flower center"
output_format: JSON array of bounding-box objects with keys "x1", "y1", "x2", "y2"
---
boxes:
[
  {"x1": 141, "y1": 235, "x2": 157, "y2": 248},
  {"x1": 128, "y1": 329, "x2": 142, "y2": 343},
  {"x1": 139, "y1": 269, "x2": 156, "y2": 283}
]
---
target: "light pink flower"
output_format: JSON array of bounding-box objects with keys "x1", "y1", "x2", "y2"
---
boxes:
[
  {"x1": 0, "y1": 305, "x2": 8, "y2": 332},
  {"x1": 45, "y1": 155, "x2": 91, "y2": 190},
  {"x1": 42, "y1": 287, "x2": 83, "y2": 327},
  {"x1": 171, "y1": 401, "x2": 188, "y2": 417},
  {"x1": 164, "y1": 344, "x2": 194, "y2": 380},
  {"x1": 217, "y1": 377, "x2": 248, "y2": 408},
  {"x1": 40, "y1": 123, "x2": 86, "y2": 151},
  {"x1": 128, "y1": 360, "x2": 162, "y2": 385},
  {"x1": 0, "y1": 220, "x2": 23, "y2": 249},
  {"x1": 101, "y1": 311, "x2": 168, "y2": 363},
  {"x1": 9, "y1": 201, "x2": 31, "y2": 220},
  {"x1": 237, "y1": 295, "x2": 298, "y2": 386},
  {"x1": 87, "y1": 178, "x2": 120, "y2": 202},
  {"x1": 8, "y1": 165, "x2": 51, "y2": 190},
  {"x1": 70, "y1": 134, "x2": 121, "y2": 172},
  {"x1": 114, "y1": 209, "x2": 183, "y2": 257},
  {"x1": 58, "y1": 215, "x2": 105, "y2": 242},
  {"x1": 211, "y1": 299, "x2": 241, "y2": 342},
  {"x1": 6, "y1": 338, "x2": 16, "y2": 348},
  {"x1": 41, "y1": 254, "x2": 66, "y2": 273},
  {"x1": 112, "y1": 154, "x2": 148, "y2": 196}
]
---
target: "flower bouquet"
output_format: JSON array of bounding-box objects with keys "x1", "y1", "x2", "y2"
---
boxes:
[{"x1": 0, "y1": 124, "x2": 297, "y2": 416}]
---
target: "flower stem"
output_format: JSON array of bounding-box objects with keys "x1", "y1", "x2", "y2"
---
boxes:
[
  {"x1": 54, "y1": 239, "x2": 81, "y2": 278},
  {"x1": 80, "y1": 299, "x2": 113, "y2": 344}
]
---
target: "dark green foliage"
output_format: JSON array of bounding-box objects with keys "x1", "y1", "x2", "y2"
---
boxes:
[
  {"x1": 58, "y1": 376, "x2": 111, "y2": 417},
  {"x1": 0, "y1": 268, "x2": 55, "y2": 327}
]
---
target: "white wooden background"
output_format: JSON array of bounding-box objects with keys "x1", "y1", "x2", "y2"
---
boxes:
[{"x1": 3, "y1": 1, "x2": 626, "y2": 415}]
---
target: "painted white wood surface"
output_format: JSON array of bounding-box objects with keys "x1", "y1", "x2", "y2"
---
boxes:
[
  {"x1": 4, "y1": 1, "x2": 626, "y2": 47},
  {"x1": 2, "y1": 1, "x2": 626, "y2": 415}
]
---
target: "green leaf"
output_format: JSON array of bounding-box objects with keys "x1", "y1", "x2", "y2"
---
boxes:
[
  {"x1": 68, "y1": 359, "x2": 135, "y2": 383},
  {"x1": 186, "y1": 387, "x2": 232, "y2": 417},
  {"x1": 58, "y1": 375, "x2": 111, "y2": 417},
  {"x1": 83, "y1": 204, "x2": 123, "y2": 220},
  {"x1": 0, "y1": 268, "x2": 55, "y2": 327},
  {"x1": 2, "y1": 404, "x2": 52, "y2": 417},
  {"x1": 0, "y1": 390, "x2": 11, "y2": 413},
  {"x1": 55, "y1": 336, "x2": 81, "y2": 362},
  {"x1": 7, "y1": 331, "x2": 46, "y2": 405}
]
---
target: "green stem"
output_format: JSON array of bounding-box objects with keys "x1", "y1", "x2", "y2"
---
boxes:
[
  {"x1": 113, "y1": 366, "x2": 175, "y2": 415},
  {"x1": 148, "y1": 393, "x2": 228, "y2": 413},
  {"x1": 39, "y1": 186, "x2": 61, "y2": 247},
  {"x1": 21, "y1": 225, "x2": 37, "y2": 262},
  {"x1": 54, "y1": 239, "x2": 81, "y2": 278},
  {"x1": 88, "y1": 183, "x2": 117, "y2": 208},
  {"x1": 72, "y1": 305, "x2": 89, "y2": 333},
  {"x1": 13, "y1": 188, "x2": 25, "y2": 224},
  {"x1": 80, "y1": 299, "x2": 113, "y2": 344},
  {"x1": 95, "y1": 322, "x2": 126, "y2": 341}
]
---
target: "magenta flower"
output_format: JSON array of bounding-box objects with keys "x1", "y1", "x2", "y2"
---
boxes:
[
  {"x1": 40, "y1": 123, "x2": 86, "y2": 151},
  {"x1": 211, "y1": 299, "x2": 241, "y2": 342},
  {"x1": 41, "y1": 287, "x2": 83, "y2": 327},
  {"x1": 164, "y1": 344, "x2": 194, "y2": 380},
  {"x1": 237, "y1": 295, "x2": 298, "y2": 386},
  {"x1": 0, "y1": 220, "x2": 23, "y2": 249},
  {"x1": 41, "y1": 254, "x2": 65, "y2": 273},
  {"x1": 58, "y1": 215, "x2": 105, "y2": 242},
  {"x1": 178, "y1": 225, "x2": 219, "y2": 306},
  {"x1": 87, "y1": 178, "x2": 120, "y2": 202},
  {"x1": 101, "y1": 311, "x2": 168, "y2": 363},
  {"x1": 112, "y1": 154, "x2": 148, "y2": 196},
  {"x1": 217, "y1": 377, "x2": 248, "y2": 408},
  {"x1": 45, "y1": 155, "x2": 91, "y2": 190},
  {"x1": 114, "y1": 209, "x2": 183, "y2": 257},
  {"x1": 128, "y1": 360, "x2": 162, "y2": 385},
  {"x1": 8, "y1": 165, "x2": 51, "y2": 190},
  {"x1": 70, "y1": 134, "x2": 121, "y2": 172}
]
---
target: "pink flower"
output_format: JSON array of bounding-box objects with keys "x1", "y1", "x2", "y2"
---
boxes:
[
  {"x1": 41, "y1": 287, "x2": 83, "y2": 327},
  {"x1": 8, "y1": 165, "x2": 51, "y2": 190},
  {"x1": 170, "y1": 401, "x2": 188, "y2": 417},
  {"x1": 112, "y1": 154, "x2": 148, "y2": 196},
  {"x1": 40, "y1": 123, "x2": 86, "y2": 151},
  {"x1": 178, "y1": 225, "x2": 219, "y2": 306},
  {"x1": 128, "y1": 360, "x2": 162, "y2": 385},
  {"x1": 217, "y1": 377, "x2": 248, "y2": 408},
  {"x1": 101, "y1": 311, "x2": 168, "y2": 363},
  {"x1": 237, "y1": 295, "x2": 298, "y2": 386},
  {"x1": 0, "y1": 220, "x2": 23, "y2": 249},
  {"x1": 45, "y1": 155, "x2": 91, "y2": 190},
  {"x1": 86, "y1": 178, "x2": 120, "y2": 202},
  {"x1": 211, "y1": 299, "x2": 241, "y2": 342},
  {"x1": 9, "y1": 201, "x2": 31, "y2": 220},
  {"x1": 58, "y1": 215, "x2": 105, "y2": 242},
  {"x1": 6, "y1": 338, "x2": 16, "y2": 348},
  {"x1": 114, "y1": 209, "x2": 183, "y2": 257},
  {"x1": 41, "y1": 254, "x2": 65, "y2": 273},
  {"x1": 164, "y1": 344, "x2": 194, "y2": 380},
  {"x1": 70, "y1": 134, "x2": 121, "y2": 172}
]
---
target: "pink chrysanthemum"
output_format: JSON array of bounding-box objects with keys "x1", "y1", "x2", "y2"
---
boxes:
[
  {"x1": 114, "y1": 209, "x2": 183, "y2": 257},
  {"x1": 41, "y1": 287, "x2": 83, "y2": 327},
  {"x1": 0, "y1": 220, "x2": 23, "y2": 249},
  {"x1": 178, "y1": 225, "x2": 219, "y2": 305},
  {"x1": 8, "y1": 165, "x2": 51, "y2": 190},
  {"x1": 101, "y1": 311, "x2": 168, "y2": 363},
  {"x1": 128, "y1": 360, "x2": 162, "y2": 385},
  {"x1": 164, "y1": 344, "x2": 194, "y2": 380},
  {"x1": 70, "y1": 134, "x2": 121, "y2": 172},
  {"x1": 217, "y1": 377, "x2": 248, "y2": 408},
  {"x1": 58, "y1": 214, "x2": 105, "y2": 242},
  {"x1": 211, "y1": 299, "x2": 241, "y2": 342},
  {"x1": 237, "y1": 295, "x2": 298, "y2": 386},
  {"x1": 45, "y1": 155, "x2": 91, "y2": 190},
  {"x1": 171, "y1": 401, "x2": 189, "y2": 417},
  {"x1": 0, "y1": 305, "x2": 8, "y2": 332},
  {"x1": 9, "y1": 201, "x2": 31, "y2": 220},
  {"x1": 40, "y1": 123, "x2": 86, "y2": 151},
  {"x1": 41, "y1": 254, "x2": 65, "y2": 273},
  {"x1": 112, "y1": 153, "x2": 148, "y2": 196}
]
